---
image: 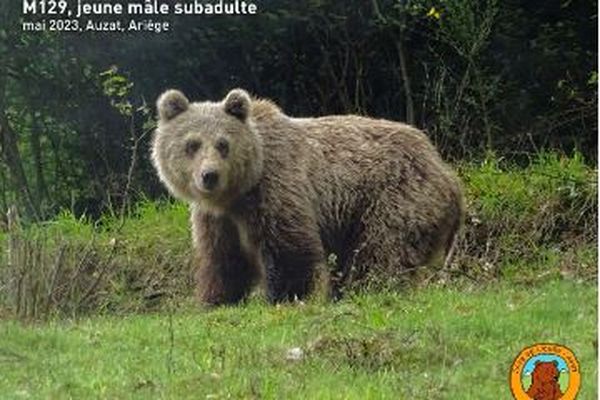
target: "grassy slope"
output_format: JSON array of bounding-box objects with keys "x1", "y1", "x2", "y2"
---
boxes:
[
  {"x1": 1, "y1": 153, "x2": 596, "y2": 318},
  {"x1": 0, "y1": 280, "x2": 596, "y2": 399}
]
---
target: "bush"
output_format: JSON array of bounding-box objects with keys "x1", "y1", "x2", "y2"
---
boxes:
[
  {"x1": 0, "y1": 201, "x2": 194, "y2": 319},
  {"x1": 451, "y1": 151, "x2": 597, "y2": 284}
]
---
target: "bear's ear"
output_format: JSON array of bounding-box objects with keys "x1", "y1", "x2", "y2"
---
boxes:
[
  {"x1": 223, "y1": 88, "x2": 251, "y2": 121},
  {"x1": 157, "y1": 89, "x2": 189, "y2": 121}
]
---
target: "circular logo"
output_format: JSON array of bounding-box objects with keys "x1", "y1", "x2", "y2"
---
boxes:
[{"x1": 510, "y1": 343, "x2": 581, "y2": 400}]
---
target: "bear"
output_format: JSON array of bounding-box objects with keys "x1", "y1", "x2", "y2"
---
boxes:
[
  {"x1": 151, "y1": 88, "x2": 464, "y2": 305},
  {"x1": 526, "y1": 361, "x2": 563, "y2": 400}
]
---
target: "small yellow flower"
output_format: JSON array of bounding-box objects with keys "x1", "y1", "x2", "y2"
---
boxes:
[{"x1": 426, "y1": 7, "x2": 441, "y2": 20}]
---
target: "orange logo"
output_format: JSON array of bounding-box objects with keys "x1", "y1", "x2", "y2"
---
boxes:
[{"x1": 510, "y1": 343, "x2": 581, "y2": 400}]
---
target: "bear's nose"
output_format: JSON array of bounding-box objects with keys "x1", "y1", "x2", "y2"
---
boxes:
[{"x1": 202, "y1": 170, "x2": 219, "y2": 190}]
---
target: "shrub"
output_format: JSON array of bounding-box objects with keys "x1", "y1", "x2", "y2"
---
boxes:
[
  {"x1": 0, "y1": 201, "x2": 194, "y2": 319},
  {"x1": 450, "y1": 151, "x2": 597, "y2": 284}
]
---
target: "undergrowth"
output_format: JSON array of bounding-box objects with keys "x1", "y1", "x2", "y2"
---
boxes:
[
  {"x1": 453, "y1": 152, "x2": 597, "y2": 284},
  {"x1": 0, "y1": 152, "x2": 596, "y2": 319}
]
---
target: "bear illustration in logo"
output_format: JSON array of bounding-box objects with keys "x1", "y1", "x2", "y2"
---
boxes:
[{"x1": 526, "y1": 361, "x2": 563, "y2": 400}]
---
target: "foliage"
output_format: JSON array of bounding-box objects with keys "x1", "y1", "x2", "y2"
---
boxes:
[
  {"x1": 0, "y1": 1, "x2": 596, "y2": 220},
  {"x1": 0, "y1": 201, "x2": 192, "y2": 319},
  {"x1": 453, "y1": 151, "x2": 597, "y2": 284}
]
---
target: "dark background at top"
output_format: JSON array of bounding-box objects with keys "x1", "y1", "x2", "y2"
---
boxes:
[{"x1": 0, "y1": 0, "x2": 597, "y2": 220}]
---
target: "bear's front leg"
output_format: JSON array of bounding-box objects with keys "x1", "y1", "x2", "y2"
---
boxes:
[
  {"x1": 192, "y1": 208, "x2": 260, "y2": 305},
  {"x1": 265, "y1": 212, "x2": 325, "y2": 303}
]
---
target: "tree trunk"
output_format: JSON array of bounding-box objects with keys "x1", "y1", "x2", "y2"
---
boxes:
[
  {"x1": 396, "y1": 36, "x2": 415, "y2": 125},
  {"x1": 371, "y1": 0, "x2": 415, "y2": 125},
  {"x1": 31, "y1": 116, "x2": 50, "y2": 213},
  {"x1": 0, "y1": 60, "x2": 39, "y2": 220}
]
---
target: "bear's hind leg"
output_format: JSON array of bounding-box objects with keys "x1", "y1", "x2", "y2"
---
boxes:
[{"x1": 346, "y1": 189, "x2": 456, "y2": 286}]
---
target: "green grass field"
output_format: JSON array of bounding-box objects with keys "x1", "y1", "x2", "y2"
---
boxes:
[
  {"x1": 0, "y1": 280, "x2": 596, "y2": 399},
  {"x1": 0, "y1": 154, "x2": 596, "y2": 398}
]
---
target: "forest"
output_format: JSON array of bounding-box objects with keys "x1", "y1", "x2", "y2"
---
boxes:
[{"x1": 0, "y1": 0, "x2": 596, "y2": 220}]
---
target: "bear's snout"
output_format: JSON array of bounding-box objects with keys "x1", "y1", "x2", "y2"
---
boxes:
[{"x1": 201, "y1": 170, "x2": 220, "y2": 191}]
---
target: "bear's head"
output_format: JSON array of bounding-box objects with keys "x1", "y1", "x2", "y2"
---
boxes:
[{"x1": 152, "y1": 88, "x2": 264, "y2": 213}]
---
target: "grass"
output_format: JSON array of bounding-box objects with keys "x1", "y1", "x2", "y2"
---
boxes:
[
  {"x1": 0, "y1": 280, "x2": 596, "y2": 399},
  {"x1": 0, "y1": 152, "x2": 596, "y2": 318},
  {"x1": 455, "y1": 152, "x2": 597, "y2": 283},
  {"x1": 0, "y1": 152, "x2": 596, "y2": 398}
]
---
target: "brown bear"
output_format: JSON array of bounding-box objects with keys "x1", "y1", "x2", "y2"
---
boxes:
[
  {"x1": 151, "y1": 88, "x2": 464, "y2": 304},
  {"x1": 526, "y1": 361, "x2": 563, "y2": 400}
]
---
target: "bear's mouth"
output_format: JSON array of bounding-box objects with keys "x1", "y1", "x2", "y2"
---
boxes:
[
  {"x1": 191, "y1": 180, "x2": 232, "y2": 205},
  {"x1": 191, "y1": 183, "x2": 219, "y2": 197}
]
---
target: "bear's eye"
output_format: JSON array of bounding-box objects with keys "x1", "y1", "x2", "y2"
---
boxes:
[
  {"x1": 185, "y1": 140, "x2": 201, "y2": 157},
  {"x1": 215, "y1": 138, "x2": 229, "y2": 158}
]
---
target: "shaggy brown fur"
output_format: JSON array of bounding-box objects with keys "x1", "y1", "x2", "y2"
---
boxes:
[{"x1": 152, "y1": 88, "x2": 464, "y2": 304}]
